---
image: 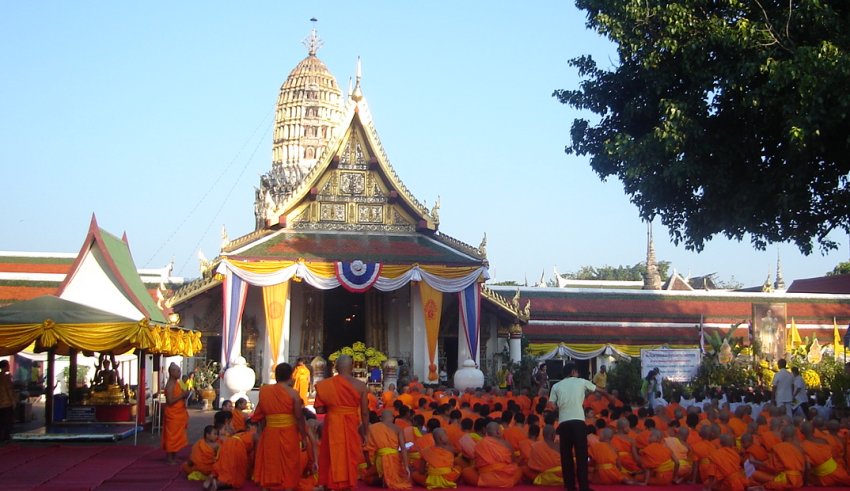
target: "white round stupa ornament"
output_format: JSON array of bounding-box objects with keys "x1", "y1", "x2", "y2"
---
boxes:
[
  {"x1": 224, "y1": 356, "x2": 256, "y2": 402},
  {"x1": 453, "y1": 359, "x2": 484, "y2": 392}
]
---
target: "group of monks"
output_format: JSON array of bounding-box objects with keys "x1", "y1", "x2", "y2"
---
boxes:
[{"x1": 162, "y1": 357, "x2": 850, "y2": 490}]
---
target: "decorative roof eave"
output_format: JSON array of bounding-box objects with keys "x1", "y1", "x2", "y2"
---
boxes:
[
  {"x1": 166, "y1": 273, "x2": 221, "y2": 308},
  {"x1": 57, "y1": 214, "x2": 165, "y2": 323},
  {"x1": 432, "y1": 231, "x2": 486, "y2": 262},
  {"x1": 267, "y1": 95, "x2": 437, "y2": 230},
  {"x1": 221, "y1": 228, "x2": 276, "y2": 255},
  {"x1": 481, "y1": 284, "x2": 529, "y2": 323}
]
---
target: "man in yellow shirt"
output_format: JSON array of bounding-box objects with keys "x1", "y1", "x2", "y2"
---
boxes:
[{"x1": 592, "y1": 365, "x2": 607, "y2": 391}]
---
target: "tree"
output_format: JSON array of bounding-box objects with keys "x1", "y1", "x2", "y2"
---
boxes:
[
  {"x1": 556, "y1": 1, "x2": 850, "y2": 255},
  {"x1": 826, "y1": 261, "x2": 850, "y2": 276},
  {"x1": 565, "y1": 260, "x2": 671, "y2": 281}
]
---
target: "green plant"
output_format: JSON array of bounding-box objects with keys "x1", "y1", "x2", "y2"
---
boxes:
[
  {"x1": 61, "y1": 365, "x2": 90, "y2": 391},
  {"x1": 606, "y1": 357, "x2": 642, "y2": 404},
  {"x1": 193, "y1": 360, "x2": 220, "y2": 389}
]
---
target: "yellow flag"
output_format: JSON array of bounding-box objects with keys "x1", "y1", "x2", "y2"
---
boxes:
[
  {"x1": 263, "y1": 281, "x2": 289, "y2": 369},
  {"x1": 787, "y1": 317, "x2": 802, "y2": 352},
  {"x1": 419, "y1": 282, "x2": 443, "y2": 381},
  {"x1": 835, "y1": 318, "x2": 844, "y2": 361}
]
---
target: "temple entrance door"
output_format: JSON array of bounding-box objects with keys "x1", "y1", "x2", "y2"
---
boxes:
[
  {"x1": 442, "y1": 336, "x2": 458, "y2": 378},
  {"x1": 323, "y1": 288, "x2": 366, "y2": 358}
]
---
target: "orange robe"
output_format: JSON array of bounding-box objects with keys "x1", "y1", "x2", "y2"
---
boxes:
[
  {"x1": 759, "y1": 441, "x2": 805, "y2": 490},
  {"x1": 182, "y1": 439, "x2": 217, "y2": 479},
  {"x1": 639, "y1": 442, "x2": 676, "y2": 485},
  {"x1": 502, "y1": 425, "x2": 528, "y2": 453},
  {"x1": 801, "y1": 439, "x2": 850, "y2": 486},
  {"x1": 415, "y1": 445, "x2": 460, "y2": 489},
  {"x1": 292, "y1": 365, "x2": 311, "y2": 405},
  {"x1": 162, "y1": 383, "x2": 189, "y2": 453},
  {"x1": 250, "y1": 383, "x2": 301, "y2": 490},
  {"x1": 398, "y1": 392, "x2": 414, "y2": 409},
  {"x1": 314, "y1": 375, "x2": 365, "y2": 491},
  {"x1": 589, "y1": 441, "x2": 627, "y2": 484},
  {"x1": 445, "y1": 423, "x2": 464, "y2": 452},
  {"x1": 468, "y1": 436, "x2": 521, "y2": 488},
  {"x1": 365, "y1": 422, "x2": 412, "y2": 489},
  {"x1": 705, "y1": 446, "x2": 747, "y2": 491},
  {"x1": 690, "y1": 438, "x2": 716, "y2": 483},
  {"x1": 382, "y1": 390, "x2": 397, "y2": 408},
  {"x1": 213, "y1": 436, "x2": 249, "y2": 488},
  {"x1": 744, "y1": 441, "x2": 769, "y2": 463},
  {"x1": 727, "y1": 417, "x2": 747, "y2": 438},
  {"x1": 231, "y1": 408, "x2": 246, "y2": 432},
  {"x1": 524, "y1": 441, "x2": 562, "y2": 486},
  {"x1": 611, "y1": 434, "x2": 640, "y2": 473},
  {"x1": 664, "y1": 436, "x2": 691, "y2": 479},
  {"x1": 367, "y1": 391, "x2": 379, "y2": 413},
  {"x1": 518, "y1": 438, "x2": 534, "y2": 465}
]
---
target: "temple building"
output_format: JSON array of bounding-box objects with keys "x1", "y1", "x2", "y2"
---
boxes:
[{"x1": 167, "y1": 28, "x2": 526, "y2": 388}]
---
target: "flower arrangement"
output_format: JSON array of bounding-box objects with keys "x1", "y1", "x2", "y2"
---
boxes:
[
  {"x1": 194, "y1": 360, "x2": 221, "y2": 389},
  {"x1": 329, "y1": 342, "x2": 388, "y2": 367}
]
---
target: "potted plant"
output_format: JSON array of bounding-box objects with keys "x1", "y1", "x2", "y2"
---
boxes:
[{"x1": 193, "y1": 360, "x2": 220, "y2": 410}]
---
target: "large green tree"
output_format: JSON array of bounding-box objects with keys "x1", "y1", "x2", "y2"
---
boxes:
[{"x1": 556, "y1": 1, "x2": 850, "y2": 254}]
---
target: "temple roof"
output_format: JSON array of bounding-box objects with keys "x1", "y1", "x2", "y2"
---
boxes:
[{"x1": 228, "y1": 230, "x2": 483, "y2": 265}]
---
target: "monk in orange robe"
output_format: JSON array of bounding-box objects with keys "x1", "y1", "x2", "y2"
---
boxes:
[
  {"x1": 363, "y1": 409, "x2": 411, "y2": 489},
  {"x1": 664, "y1": 426, "x2": 692, "y2": 481},
  {"x1": 230, "y1": 397, "x2": 248, "y2": 432},
  {"x1": 502, "y1": 412, "x2": 529, "y2": 453},
  {"x1": 412, "y1": 428, "x2": 461, "y2": 489},
  {"x1": 207, "y1": 410, "x2": 249, "y2": 490},
  {"x1": 800, "y1": 421, "x2": 850, "y2": 486},
  {"x1": 382, "y1": 384, "x2": 398, "y2": 409},
  {"x1": 703, "y1": 435, "x2": 748, "y2": 491},
  {"x1": 611, "y1": 419, "x2": 641, "y2": 474},
  {"x1": 251, "y1": 363, "x2": 310, "y2": 491},
  {"x1": 589, "y1": 428, "x2": 633, "y2": 484},
  {"x1": 461, "y1": 422, "x2": 522, "y2": 488},
  {"x1": 522, "y1": 424, "x2": 563, "y2": 486},
  {"x1": 398, "y1": 387, "x2": 415, "y2": 409},
  {"x1": 633, "y1": 430, "x2": 678, "y2": 485},
  {"x1": 752, "y1": 426, "x2": 806, "y2": 490},
  {"x1": 162, "y1": 362, "x2": 190, "y2": 464},
  {"x1": 741, "y1": 433, "x2": 768, "y2": 463},
  {"x1": 292, "y1": 358, "x2": 311, "y2": 405},
  {"x1": 690, "y1": 425, "x2": 718, "y2": 483},
  {"x1": 314, "y1": 354, "x2": 369, "y2": 491},
  {"x1": 367, "y1": 390, "x2": 379, "y2": 413},
  {"x1": 182, "y1": 425, "x2": 219, "y2": 481}
]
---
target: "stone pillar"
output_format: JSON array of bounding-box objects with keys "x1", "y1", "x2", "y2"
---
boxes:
[
  {"x1": 509, "y1": 324, "x2": 523, "y2": 364},
  {"x1": 410, "y1": 283, "x2": 428, "y2": 382}
]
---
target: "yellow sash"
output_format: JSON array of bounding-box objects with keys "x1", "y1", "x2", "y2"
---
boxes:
[
  {"x1": 597, "y1": 463, "x2": 616, "y2": 470},
  {"x1": 655, "y1": 459, "x2": 675, "y2": 473},
  {"x1": 533, "y1": 465, "x2": 564, "y2": 486},
  {"x1": 812, "y1": 458, "x2": 837, "y2": 477},
  {"x1": 266, "y1": 413, "x2": 295, "y2": 427},
  {"x1": 375, "y1": 447, "x2": 399, "y2": 476},
  {"x1": 328, "y1": 406, "x2": 359, "y2": 416},
  {"x1": 426, "y1": 466, "x2": 457, "y2": 489}
]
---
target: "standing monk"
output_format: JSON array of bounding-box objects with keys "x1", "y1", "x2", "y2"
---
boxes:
[
  {"x1": 251, "y1": 363, "x2": 310, "y2": 491},
  {"x1": 163, "y1": 362, "x2": 190, "y2": 464},
  {"x1": 292, "y1": 358, "x2": 311, "y2": 405},
  {"x1": 314, "y1": 354, "x2": 369, "y2": 491}
]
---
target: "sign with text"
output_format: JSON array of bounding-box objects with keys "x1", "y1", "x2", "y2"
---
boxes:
[
  {"x1": 640, "y1": 348, "x2": 701, "y2": 382},
  {"x1": 66, "y1": 405, "x2": 97, "y2": 422}
]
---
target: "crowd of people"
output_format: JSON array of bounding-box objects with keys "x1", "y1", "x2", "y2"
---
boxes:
[{"x1": 159, "y1": 358, "x2": 850, "y2": 491}]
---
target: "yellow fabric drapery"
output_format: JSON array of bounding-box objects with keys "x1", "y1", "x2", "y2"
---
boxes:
[
  {"x1": 527, "y1": 342, "x2": 698, "y2": 359},
  {"x1": 0, "y1": 319, "x2": 199, "y2": 357},
  {"x1": 419, "y1": 281, "x2": 443, "y2": 381},
  {"x1": 225, "y1": 259, "x2": 484, "y2": 281},
  {"x1": 263, "y1": 281, "x2": 289, "y2": 368}
]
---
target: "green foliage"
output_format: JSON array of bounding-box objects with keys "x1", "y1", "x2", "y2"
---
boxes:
[
  {"x1": 606, "y1": 357, "x2": 643, "y2": 403},
  {"x1": 566, "y1": 260, "x2": 671, "y2": 281},
  {"x1": 692, "y1": 357, "x2": 756, "y2": 390},
  {"x1": 826, "y1": 261, "x2": 850, "y2": 276},
  {"x1": 61, "y1": 365, "x2": 90, "y2": 391},
  {"x1": 557, "y1": 1, "x2": 850, "y2": 254},
  {"x1": 194, "y1": 360, "x2": 221, "y2": 389}
]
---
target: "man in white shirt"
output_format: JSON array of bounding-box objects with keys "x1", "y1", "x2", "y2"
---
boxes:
[
  {"x1": 771, "y1": 358, "x2": 794, "y2": 416},
  {"x1": 549, "y1": 362, "x2": 607, "y2": 491}
]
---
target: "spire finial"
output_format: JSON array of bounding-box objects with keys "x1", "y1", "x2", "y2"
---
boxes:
[
  {"x1": 303, "y1": 17, "x2": 323, "y2": 56},
  {"x1": 351, "y1": 56, "x2": 363, "y2": 102},
  {"x1": 774, "y1": 249, "x2": 785, "y2": 290},
  {"x1": 644, "y1": 220, "x2": 662, "y2": 290}
]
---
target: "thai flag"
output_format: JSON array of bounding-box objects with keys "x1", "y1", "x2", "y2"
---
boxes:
[
  {"x1": 459, "y1": 283, "x2": 481, "y2": 365},
  {"x1": 221, "y1": 270, "x2": 248, "y2": 368}
]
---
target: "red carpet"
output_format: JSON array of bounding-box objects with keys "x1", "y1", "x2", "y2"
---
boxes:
[{"x1": 1, "y1": 444, "x2": 848, "y2": 491}]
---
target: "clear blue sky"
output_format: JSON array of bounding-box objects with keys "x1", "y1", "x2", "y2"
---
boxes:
[{"x1": 1, "y1": 2, "x2": 846, "y2": 287}]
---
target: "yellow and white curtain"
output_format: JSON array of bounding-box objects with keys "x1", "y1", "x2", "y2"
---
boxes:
[{"x1": 216, "y1": 259, "x2": 488, "y2": 293}]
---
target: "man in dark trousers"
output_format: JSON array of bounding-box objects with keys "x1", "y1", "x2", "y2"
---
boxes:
[{"x1": 549, "y1": 362, "x2": 607, "y2": 491}]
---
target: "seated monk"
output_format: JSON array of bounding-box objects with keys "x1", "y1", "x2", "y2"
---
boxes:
[
  {"x1": 382, "y1": 384, "x2": 398, "y2": 409},
  {"x1": 413, "y1": 428, "x2": 461, "y2": 489},
  {"x1": 632, "y1": 429, "x2": 678, "y2": 485},
  {"x1": 611, "y1": 418, "x2": 641, "y2": 475},
  {"x1": 230, "y1": 398, "x2": 248, "y2": 432},
  {"x1": 458, "y1": 418, "x2": 485, "y2": 463},
  {"x1": 518, "y1": 424, "x2": 540, "y2": 465},
  {"x1": 207, "y1": 411, "x2": 249, "y2": 491},
  {"x1": 690, "y1": 425, "x2": 719, "y2": 483},
  {"x1": 664, "y1": 426, "x2": 692, "y2": 481},
  {"x1": 741, "y1": 433, "x2": 769, "y2": 464},
  {"x1": 461, "y1": 421, "x2": 522, "y2": 488},
  {"x1": 182, "y1": 425, "x2": 220, "y2": 482},
  {"x1": 589, "y1": 428, "x2": 634, "y2": 485},
  {"x1": 363, "y1": 409, "x2": 412, "y2": 489},
  {"x1": 752, "y1": 426, "x2": 806, "y2": 490},
  {"x1": 800, "y1": 421, "x2": 850, "y2": 486},
  {"x1": 703, "y1": 434, "x2": 748, "y2": 491},
  {"x1": 522, "y1": 424, "x2": 562, "y2": 486}
]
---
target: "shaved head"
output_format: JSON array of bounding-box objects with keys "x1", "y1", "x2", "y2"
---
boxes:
[
  {"x1": 335, "y1": 354, "x2": 353, "y2": 375},
  {"x1": 485, "y1": 422, "x2": 501, "y2": 437},
  {"x1": 543, "y1": 424, "x2": 556, "y2": 442}
]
